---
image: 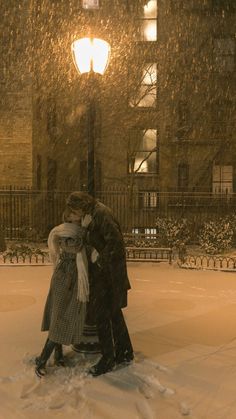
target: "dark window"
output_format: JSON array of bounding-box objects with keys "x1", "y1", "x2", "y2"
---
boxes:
[
  {"x1": 46, "y1": 97, "x2": 57, "y2": 138},
  {"x1": 176, "y1": 101, "x2": 189, "y2": 140},
  {"x1": 139, "y1": 191, "x2": 158, "y2": 209},
  {"x1": 211, "y1": 0, "x2": 236, "y2": 12},
  {"x1": 170, "y1": 0, "x2": 183, "y2": 12},
  {"x1": 47, "y1": 158, "x2": 57, "y2": 190},
  {"x1": 211, "y1": 100, "x2": 233, "y2": 137},
  {"x1": 213, "y1": 38, "x2": 235, "y2": 72},
  {"x1": 36, "y1": 154, "x2": 42, "y2": 190},
  {"x1": 178, "y1": 163, "x2": 189, "y2": 191}
]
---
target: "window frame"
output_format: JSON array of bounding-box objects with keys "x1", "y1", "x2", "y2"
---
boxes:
[
  {"x1": 142, "y1": 191, "x2": 159, "y2": 209},
  {"x1": 211, "y1": 99, "x2": 233, "y2": 138},
  {"x1": 212, "y1": 164, "x2": 233, "y2": 195},
  {"x1": 129, "y1": 62, "x2": 157, "y2": 109},
  {"x1": 178, "y1": 163, "x2": 189, "y2": 191},
  {"x1": 128, "y1": 128, "x2": 158, "y2": 176},
  {"x1": 212, "y1": 37, "x2": 235, "y2": 73},
  {"x1": 136, "y1": 0, "x2": 158, "y2": 42}
]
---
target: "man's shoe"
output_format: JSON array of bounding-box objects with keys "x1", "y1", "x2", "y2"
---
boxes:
[
  {"x1": 115, "y1": 351, "x2": 134, "y2": 365},
  {"x1": 88, "y1": 356, "x2": 115, "y2": 377}
]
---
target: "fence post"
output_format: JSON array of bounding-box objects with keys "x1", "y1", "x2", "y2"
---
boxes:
[{"x1": 9, "y1": 185, "x2": 13, "y2": 240}]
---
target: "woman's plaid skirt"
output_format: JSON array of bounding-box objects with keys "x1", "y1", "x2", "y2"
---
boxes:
[{"x1": 41, "y1": 253, "x2": 86, "y2": 345}]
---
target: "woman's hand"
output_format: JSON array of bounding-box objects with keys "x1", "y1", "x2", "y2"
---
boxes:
[
  {"x1": 91, "y1": 248, "x2": 99, "y2": 263},
  {"x1": 81, "y1": 214, "x2": 92, "y2": 227}
]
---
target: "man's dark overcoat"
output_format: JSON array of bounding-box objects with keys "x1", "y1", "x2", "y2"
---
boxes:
[{"x1": 87, "y1": 202, "x2": 131, "y2": 312}]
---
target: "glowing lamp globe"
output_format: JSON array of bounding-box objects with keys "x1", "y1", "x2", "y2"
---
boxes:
[{"x1": 71, "y1": 37, "x2": 110, "y2": 75}]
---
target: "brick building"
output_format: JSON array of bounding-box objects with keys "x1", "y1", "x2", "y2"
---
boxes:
[
  {"x1": 0, "y1": 0, "x2": 236, "y2": 206},
  {"x1": 31, "y1": 0, "x2": 236, "y2": 199},
  {"x1": 0, "y1": 1, "x2": 33, "y2": 187}
]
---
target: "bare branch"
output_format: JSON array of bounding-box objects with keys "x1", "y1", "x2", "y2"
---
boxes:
[{"x1": 134, "y1": 147, "x2": 157, "y2": 173}]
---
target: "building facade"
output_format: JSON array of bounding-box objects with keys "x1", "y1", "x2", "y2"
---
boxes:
[
  {"x1": 0, "y1": 0, "x2": 33, "y2": 187},
  {"x1": 0, "y1": 0, "x2": 235, "y2": 233},
  {"x1": 31, "y1": 0, "x2": 236, "y2": 197}
]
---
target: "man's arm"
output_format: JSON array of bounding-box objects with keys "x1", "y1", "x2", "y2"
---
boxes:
[{"x1": 95, "y1": 212, "x2": 124, "y2": 269}]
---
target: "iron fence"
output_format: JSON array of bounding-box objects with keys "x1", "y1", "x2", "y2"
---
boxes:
[
  {"x1": 0, "y1": 186, "x2": 236, "y2": 240},
  {"x1": 180, "y1": 254, "x2": 236, "y2": 271}
]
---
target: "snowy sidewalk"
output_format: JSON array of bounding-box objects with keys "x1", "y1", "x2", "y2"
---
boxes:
[{"x1": 1, "y1": 263, "x2": 236, "y2": 419}]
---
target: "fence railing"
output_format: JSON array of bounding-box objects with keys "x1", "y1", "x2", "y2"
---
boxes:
[
  {"x1": 1, "y1": 186, "x2": 236, "y2": 240},
  {"x1": 179, "y1": 254, "x2": 236, "y2": 271}
]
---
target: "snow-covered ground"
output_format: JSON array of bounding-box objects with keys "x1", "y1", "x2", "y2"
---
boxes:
[{"x1": 1, "y1": 262, "x2": 236, "y2": 419}]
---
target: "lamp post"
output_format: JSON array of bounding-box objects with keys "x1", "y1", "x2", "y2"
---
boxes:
[
  {"x1": 71, "y1": 37, "x2": 110, "y2": 196},
  {"x1": 71, "y1": 37, "x2": 110, "y2": 354}
]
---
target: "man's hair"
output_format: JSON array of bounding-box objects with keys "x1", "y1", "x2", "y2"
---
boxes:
[
  {"x1": 62, "y1": 206, "x2": 72, "y2": 222},
  {"x1": 66, "y1": 191, "x2": 97, "y2": 213}
]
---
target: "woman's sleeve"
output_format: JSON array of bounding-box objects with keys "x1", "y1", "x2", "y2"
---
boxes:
[{"x1": 47, "y1": 229, "x2": 60, "y2": 267}]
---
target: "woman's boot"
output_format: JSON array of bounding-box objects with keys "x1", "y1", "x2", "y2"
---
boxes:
[
  {"x1": 54, "y1": 344, "x2": 65, "y2": 367},
  {"x1": 35, "y1": 338, "x2": 56, "y2": 378}
]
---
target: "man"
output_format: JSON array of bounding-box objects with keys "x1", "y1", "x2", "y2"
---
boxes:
[{"x1": 66, "y1": 191, "x2": 134, "y2": 376}]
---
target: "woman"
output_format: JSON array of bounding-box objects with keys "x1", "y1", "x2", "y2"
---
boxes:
[{"x1": 35, "y1": 209, "x2": 91, "y2": 378}]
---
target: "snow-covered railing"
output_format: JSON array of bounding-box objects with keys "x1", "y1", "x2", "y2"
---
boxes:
[
  {"x1": 0, "y1": 254, "x2": 50, "y2": 265},
  {"x1": 179, "y1": 254, "x2": 236, "y2": 271},
  {"x1": 126, "y1": 247, "x2": 172, "y2": 263},
  {"x1": 123, "y1": 233, "x2": 159, "y2": 247}
]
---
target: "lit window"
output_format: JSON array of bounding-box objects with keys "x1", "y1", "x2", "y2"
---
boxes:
[
  {"x1": 130, "y1": 63, "x2": 157, "y2": 108},
  {"x1": 145, "y1": 228, "x2": 157, "y2": 234},
  {"x1": 138, "y1": 0, "x2": 157, "y2": 41},
  {"x1": 82, "y1": 0, "x2": 99, "y2": 9},
  {"x1": 128, "y1": 129, "x2": 157, "y2": 174}
]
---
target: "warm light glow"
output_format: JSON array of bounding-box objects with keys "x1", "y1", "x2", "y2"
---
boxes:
[
  {"x1": 134, "y1": 158, "x2": 148, "y2": 173},
  {"x1": 144, "y1": 0, "x2": 157, "y2": 18},
  {"x1": 143, "y1": 20, "x2": 157, "y2": 41},
  {"x1": 142, "y1": 63, "x2": 157, "y2": 85},
  {"x1": 71, "y1": 37, "x2": 110, "y2": 75}
]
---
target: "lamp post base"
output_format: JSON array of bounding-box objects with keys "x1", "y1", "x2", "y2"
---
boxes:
[{"x1": 71, "y1": 324, "x2": 101, "y2": 354}]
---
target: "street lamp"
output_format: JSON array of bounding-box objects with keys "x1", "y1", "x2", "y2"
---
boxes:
[
  {"x1": 71, "y1": 37, "x2": 110, "y2": 196},
  {"x1": 71, "y1": 37, "x2": 110, "y2": 354}
]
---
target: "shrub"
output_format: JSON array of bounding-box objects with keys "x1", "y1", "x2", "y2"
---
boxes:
[
  {"x1": 3, "y1": 244, "x2": 47, "y2": 260},
  {"x1": 198, "y1": 219, "x2": 233, "y2": 254},
  {"x1": 155, "y1": 217, "x2": 191, "y2": 248}
]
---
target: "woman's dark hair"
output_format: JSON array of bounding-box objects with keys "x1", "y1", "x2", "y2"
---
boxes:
[{"x1": 66, "y1": 191, "x2": 97, "y2": 213}]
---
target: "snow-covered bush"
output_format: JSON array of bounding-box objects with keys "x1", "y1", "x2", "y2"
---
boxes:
[
  {"x1": 3, "y1": 244, "x2": 47, "y2": 260},
  {"x1": 198, "y1": 219, "x2": 233, "y2": 254},
  {"x1": 226, "y1": 213, "x2": 236, "y2": 246},
  {"x1": 155, "y1": 217, "x2": 191, "y2": 248}
]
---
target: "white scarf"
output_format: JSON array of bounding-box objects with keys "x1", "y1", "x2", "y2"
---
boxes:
[{"x1": 47, "y1": 223, "x2": 89, "y2": 303}]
